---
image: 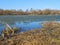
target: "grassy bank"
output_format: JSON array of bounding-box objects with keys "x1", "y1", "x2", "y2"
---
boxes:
[
  {"x1": 0, "y1": 9, "x2": 60, "y2": 15},
  {"x1": 0, "y1": 21, "x2": 60, "y2": 45}
]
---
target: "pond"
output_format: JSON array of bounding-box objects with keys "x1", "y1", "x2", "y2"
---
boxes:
[{"x1": 0, "y1": 15, "x2": 60, "y2": 33}]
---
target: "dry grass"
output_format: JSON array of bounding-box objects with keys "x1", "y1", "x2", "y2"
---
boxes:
[{"x1": 0, "y1": 21, "x2": 60, "y2": 45}]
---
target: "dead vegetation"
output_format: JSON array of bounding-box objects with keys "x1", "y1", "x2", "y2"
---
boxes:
[{"x1": 0, "y1": 21, "x2": 60, "y2": 45}]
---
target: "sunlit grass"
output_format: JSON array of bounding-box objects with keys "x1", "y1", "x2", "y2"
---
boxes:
[{"x1": 0, "y1": 21, "x2": 60, "y2": 45}]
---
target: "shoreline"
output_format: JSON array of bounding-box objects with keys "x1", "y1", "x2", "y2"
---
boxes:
[{"x1": 0, "y1": 21, "x2": 60, "y2": 45}]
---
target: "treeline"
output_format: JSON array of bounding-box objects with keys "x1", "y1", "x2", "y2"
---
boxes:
[{"x1": 0, "y1": 9, "x2": 60, "y2": 15}]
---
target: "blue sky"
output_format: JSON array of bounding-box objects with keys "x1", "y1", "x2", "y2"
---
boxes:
[{"x1": 0, "y1": 0, "x2": 60, "y2": 10}]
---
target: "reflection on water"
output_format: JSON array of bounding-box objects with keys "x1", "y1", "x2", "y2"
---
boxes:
[
  {"x1": 0, "y1": 21, "x2": 43, "y2": 33},
  {"x1": 15, "y1": 21, "x2": 42, "y2": 32},
  {"x1": 0, "y1": 15, "x2": 60, "y2": 34}
]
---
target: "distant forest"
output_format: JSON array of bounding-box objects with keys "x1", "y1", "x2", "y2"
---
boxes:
[{"x1": 0, "y1": 9, "x2": 60, "y2": 15}]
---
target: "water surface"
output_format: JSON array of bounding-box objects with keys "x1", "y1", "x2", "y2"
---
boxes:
[{"x1": 0, "y1": 15, "x2": 60, "y2": 33}]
